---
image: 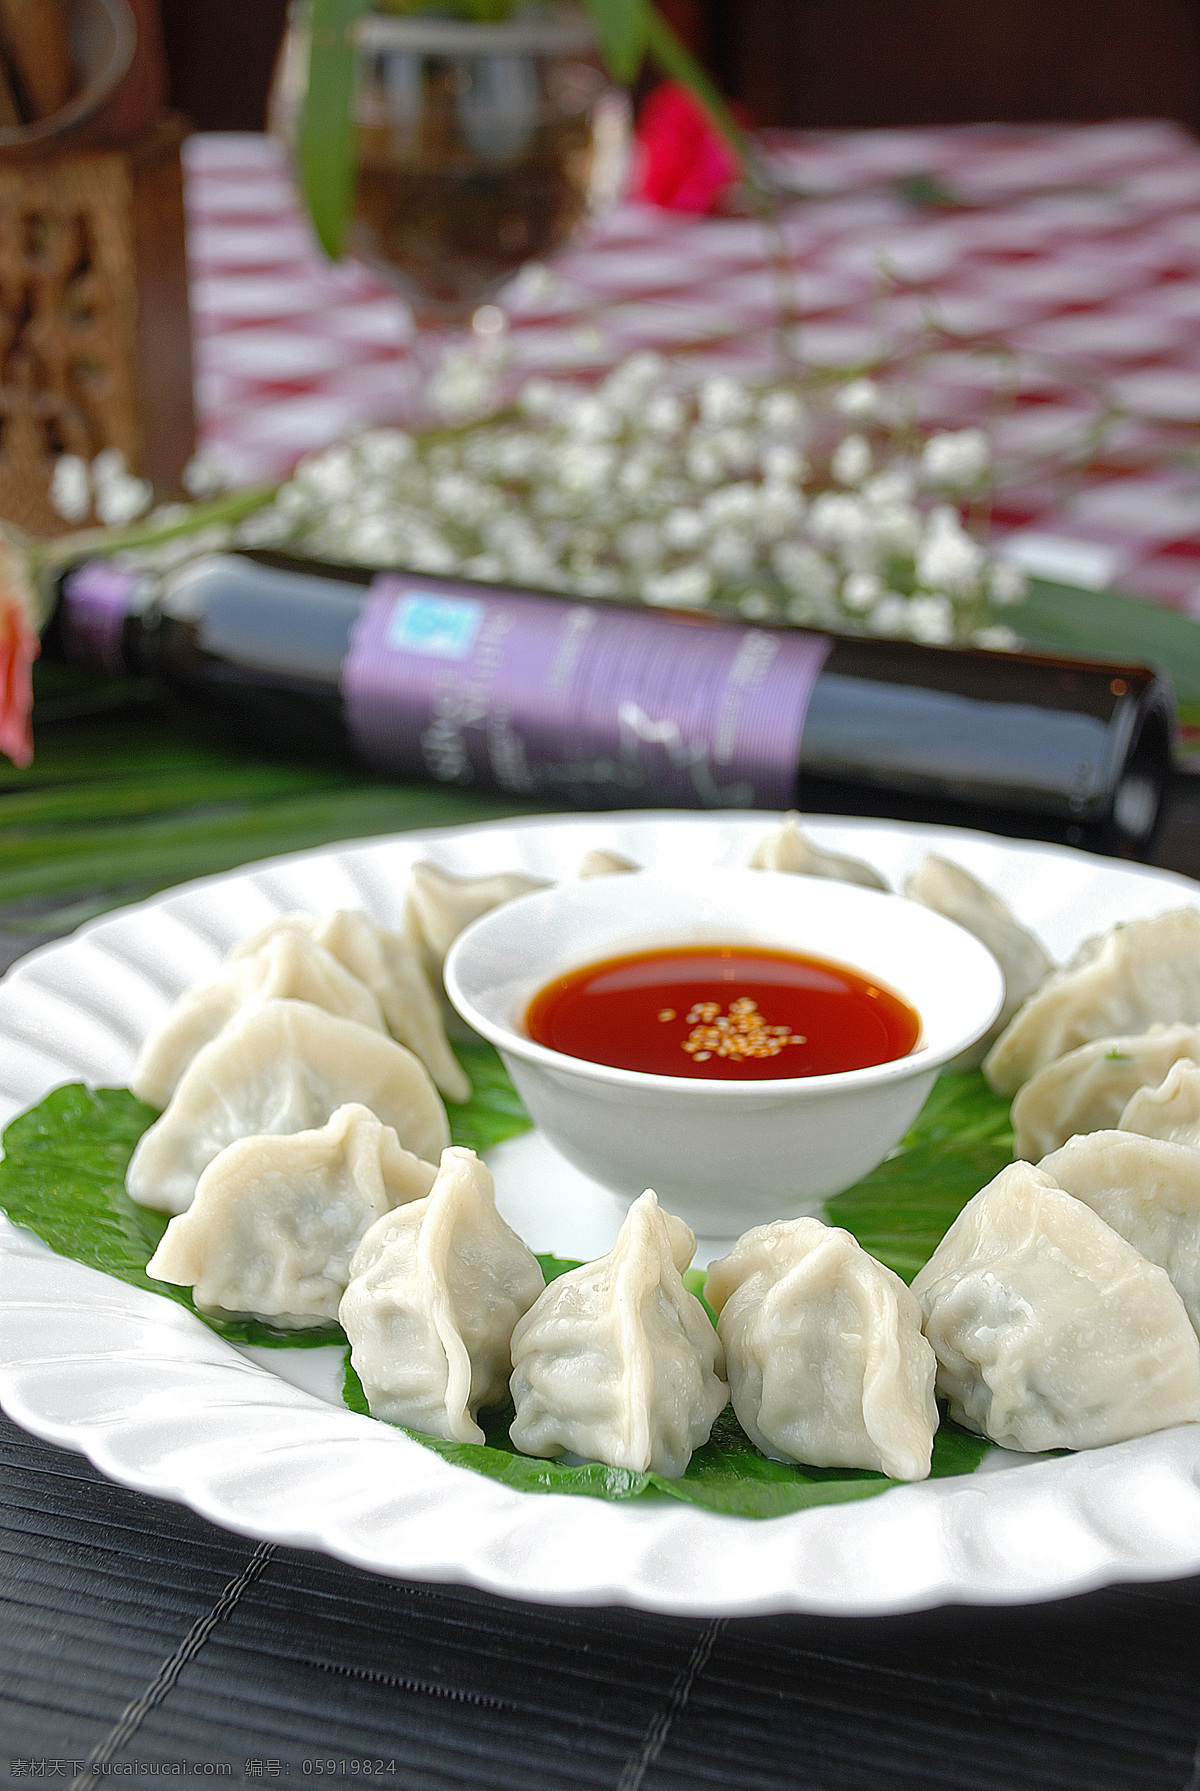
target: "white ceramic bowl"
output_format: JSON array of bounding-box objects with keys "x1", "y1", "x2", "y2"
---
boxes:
[{"x1": 445, "y1": 869, "x2": 1004, "y2": 1237}]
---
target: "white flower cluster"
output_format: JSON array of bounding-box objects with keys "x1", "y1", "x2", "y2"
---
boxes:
[
  {"x1": 49, "y1": 449, "x2": 154, "y2": 529},
  {"x1": 182, "y1": 355, "x2": 1028, "y2": 650}
]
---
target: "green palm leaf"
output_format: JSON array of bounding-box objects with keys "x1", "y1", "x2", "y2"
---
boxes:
[{"x1": 300, "y1": 0, "x2": 372, "y2": 260}]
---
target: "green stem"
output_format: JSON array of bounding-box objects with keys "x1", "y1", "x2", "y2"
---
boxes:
[
  {"x1": 20, "y1": 486, "x2": 279, "y2": 624},
  {"x1": 642, "y1": 9, "x2": 800, "y2": 372}
]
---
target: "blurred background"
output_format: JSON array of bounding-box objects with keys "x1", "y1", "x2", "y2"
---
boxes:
[{"x1": 159, "y1": 0, "x2": 1200, "y2": 133}]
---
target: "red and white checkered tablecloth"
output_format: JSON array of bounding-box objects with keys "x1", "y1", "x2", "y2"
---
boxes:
[{"x1": 185, "y1": 121, "x2": 1200, "y2": 616}]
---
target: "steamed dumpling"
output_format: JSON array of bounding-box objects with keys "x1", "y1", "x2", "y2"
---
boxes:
[
  {"x1": 131, "y1": 931, "x2": 386, "y2": 1110},
  {"x1": 1119, "y1": 1056, "x2": 1200, "y2": 1149},
  {"x1": 905, "y1": 854, "x2": 1054, "y2": 1062},
  {"x1": 749, "y1": 812, "x2": 888, "y2": 889},
  {"x1": 1011, "y1": 1024, "x2": 1200, "y2": 1162},
  {"x1": 705, "y1": 1218, "x2": 938, "y2": 1481},
  {"x1": 339, "y1": 1146, "x2": 545, "y2": 1442},
  {"x1": 231, "y1": 908, "x2": 470, "y2": 1103},
  {"x1": 126, "y1": 999, "x2": 449, "y2": 1216},
  {"x1": 577, "y1": 848, "x2": 638, "y2": 878},
  {"x1": 403, "y1": 861, "x2": 547, "y2": 977},
  {"x1": 1041, "y1": 1128, "x2": 1200, "y2": 1336},
  {"x1": 508, "y1": 1190, "x2": 728, "y2": 1478},
  {"x1": 984, "y1": 907, "x2": 1200, "y2": 1096},
  {"x1": 146, "y1": 1104, "x2": 436, "y2": 1327},
  {"x1": 912, "y1": 1161, "x2": 1200, "y2": 1452}
]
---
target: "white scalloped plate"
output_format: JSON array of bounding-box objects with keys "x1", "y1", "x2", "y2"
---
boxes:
[{"x1": 2, "y1": 811, "x2": 1200, "y2": 1618}]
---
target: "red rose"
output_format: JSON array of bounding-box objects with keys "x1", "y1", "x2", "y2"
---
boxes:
[{"x1": 631, "y1": 81, "x2": 741, "y2": 215}]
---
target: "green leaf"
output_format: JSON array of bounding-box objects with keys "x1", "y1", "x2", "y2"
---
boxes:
[
  {"x1": 826, "y1": 1070, "x2": 1013, "y2": 1282},
  {"x1": 1007, "y1": 576, "x2": 1200, "y2": 713},
  {"x1": 343, "y1": 1356, "x2": 988, "y2": 1517},
  {"x1": 1, "y1": 1060, "x2": 1000, "y2": 1515},
  {"x1": 582, "y1": 0, "x2": 651, "y2": 84},
  {"x1": 447, "y1": 1037, "x2": 535, "y2": 1153},
  {"x1": 300, "y1": 0, "x2": 372, "y2": 261},
  {"x1": 0, "y1": 1085, "x2": 342, "y2": 1347},
  {"x1": 642, "y1": 6, "x2": 749, "y2": 171}
]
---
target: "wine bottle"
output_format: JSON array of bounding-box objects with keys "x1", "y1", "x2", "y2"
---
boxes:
[{"x1": 52, "y1": 550, "x2": 1175, "y2": 856}]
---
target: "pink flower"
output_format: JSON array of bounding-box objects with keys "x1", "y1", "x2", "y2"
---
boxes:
[
  {"x1": 0, "y1": 596, "x2": 39, "y2": 769},
  {"x1": 631, "y1": 81, "x2": 741, "y2": 215}
]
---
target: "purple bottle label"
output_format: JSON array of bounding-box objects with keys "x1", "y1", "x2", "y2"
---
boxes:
[
  {"x1": 59, "y1": 562, "x2": 141, "y2": 674},
  {"x1": 343, "y1": 577, "x2": 830, "y2": 809}
]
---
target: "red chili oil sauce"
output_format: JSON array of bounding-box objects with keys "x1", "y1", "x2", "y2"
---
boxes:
[{"x1": 525, "y1": 944, "x2": 921, "y2": 1081}]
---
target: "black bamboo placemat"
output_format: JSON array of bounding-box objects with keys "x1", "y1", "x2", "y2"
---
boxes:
[{"x1": 3, "y1": 1412, "x2": 1200, "y2": 1790}]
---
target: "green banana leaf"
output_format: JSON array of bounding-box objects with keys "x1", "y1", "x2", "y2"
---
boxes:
[{"x1": 1010, "y1": 577, "x2": 1200, "y2": 729}]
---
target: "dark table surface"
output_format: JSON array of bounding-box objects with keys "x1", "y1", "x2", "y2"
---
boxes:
[{"x1": 5, "y1": 703, "x2": 1200, "y2": 1788}]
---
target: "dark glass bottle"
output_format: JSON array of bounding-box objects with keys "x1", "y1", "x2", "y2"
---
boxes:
[{"x1": 52, "y1": 549, "x2": 1175, "y2": 857}]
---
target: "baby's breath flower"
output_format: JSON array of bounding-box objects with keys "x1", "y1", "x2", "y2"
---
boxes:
[
  {"x1": 907, "y1": 593, "x2": 955, "y2": 644},
  {"x1": 758, "y1": 388, "x2": 805, "y2": 433},
  {"x1": 831, "y1": 434, "x2": 872, "y2": 487},
  {"x1": 91, "y1": 448, "x2": 152, "y2": 527},
  {"x1": 917, "y1": 505, "x2": 985, "y2": 593},
  {"x1": 988, "y1": 559, "x2": 1028, "y2": 605},
  {"x1": 563, "y1": 394, "x2": 620, "y2": 441},
  {"x1": 192, "y1": 351, "x2": 1019, "y2": 652},
  {"x1": 868, "y1": 593, "x2": 910, "y2": 635},
  {"x1": 709, "y1": 427, "x2": 755, "y2": 473},
  {"x1": 664, "y1": 507, "x2": 706, "y2": 549},
  {"x1": 835, "y1": 377, "x2": 880, "y2": 419},
  {"x1": 49, "y1": 454, "x2": 91, "y2": 523},
  {"x1": 643, "y1": 392, "x2": 686, "y2": 436},
  {"x1": 182, "y1": 448, "x2": 231, "y2": 501},
  {"x1": 739, "y1": 591, "x2": 775, "y2": 619},
  {"x1": 973, "y1": 624, "x2": 1022, "y2": 651},
  {"x1": 558, "y1": 442, "x2": 618, "y2": 494},
  {"x1": 862, "y1": 468, "x2": 914, "y2": 506},
  {"x1": 842, "y1": 571, "x2": 882, "y2": 612},
  {"x1": 773, "y1": 541, "x2": 836, "y2": 601},
  {"x1": 759, "y1": 441, "x2": 807, "y2": 484},
  {"x1": 699, "y1": 374, "x2": 752, "y2": 428},
  {"x1": 704, "y1": 483, "x2": 759, "y2": 525},
  {"x1": 428, "y1": 346, "x2": 502, "y2": 422},
  {"x1": 357, "y1": 429, "x2": 415, "y2": 475},
  {"x1": 617, "y1": 521, "x2": 664, "y2": 567},
  {"x1": 707, "y1": 529, "x2": 755, "y2": 577},
  {"x1": 869, "y1": 501, "x2": 922, "y2": 558},
  {"x1": 755, "y1": 482, "x2": 805, "y2": 536},
  {"x1": 808, "y1": 490, "x2": 870, "y2": 547},
  {"x1": 644, "y1": 563, "x2": 713, "y2": 608},
  {"x1": 921, "y1": 427, "x2": 990, "y2": 487},
  {"x1": 518, "y1": 377, "x2": 561, "y2": 420},
  {"x1": 685, "y1": 438, "x2": 724, "y2": 484}
]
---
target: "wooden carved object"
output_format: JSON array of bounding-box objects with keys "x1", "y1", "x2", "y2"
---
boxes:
[{"x1": 0, "y1": 111, "x2": 194, "y2": 535}]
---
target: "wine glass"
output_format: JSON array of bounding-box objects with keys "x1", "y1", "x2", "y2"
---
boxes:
[{"x1": 272, "y1": 4, "x2": 630, "y2": 370}]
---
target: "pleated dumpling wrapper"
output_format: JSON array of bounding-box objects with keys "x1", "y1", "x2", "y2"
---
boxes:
[
  {"x1": 705, "y1": 1218, "x2": 938, "y2": 1482},
  {"x1": 403, "y1": 861, "x2": 547, "y2": 980},
  {"x1": 576, "y1": 848, "x2": 639, "y2": 878},
  {"x1": 131, "y1": 930, "x2": 386, "y2": 1111},
  {"x1": 508, "y1": 1191, "x2": 728, "y2": 1479},
  {"x1": 748, "y1": 811, "x2": 888, "y2": 890},
  {"x1": 911, "y1": 1161, "x2": 1200, "y2": 1452},
  {"x1": 905, "y1": 854, "x2": 1053, "y2": 1063},
  {"x1": 984, "y1": 907, "x2": 1200, "y2": 1096},
  {"x1": 1119, "y1": 1055, "x2": 1200, "y2": 1149},
  {"x1": 1040, "y1": 1127, "x2": 1200, "y2": 1337},
  {"x1": 126, "y1": 998, "x2": 449, "y2": 1216},
  {"x1": 146, "y1": 1103, "x2": 437, "y2": 1328},
  {"x1": 1010, "y1": 1023, "x2": 1200, "y2": 1162},
  {"x1": 230, "y1": 908, "x2": 470, "y2": 1104},
  {"x1": 339, "y1": 1146, "x2": 545, "y2": 1443}
]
